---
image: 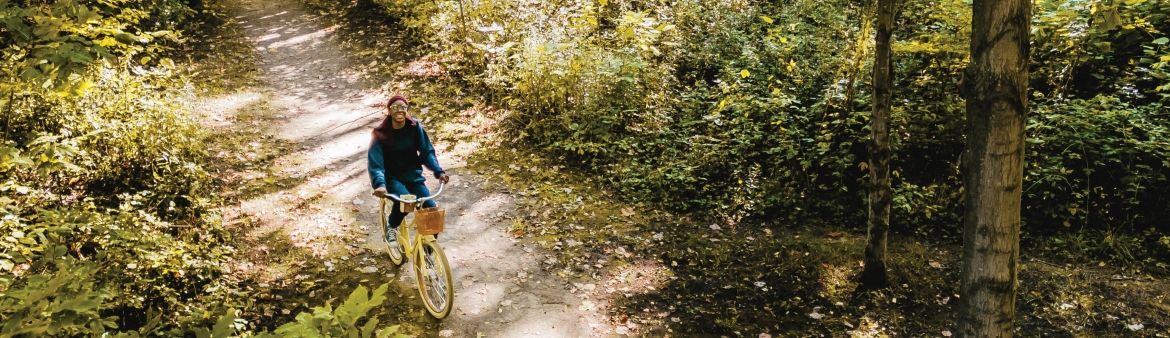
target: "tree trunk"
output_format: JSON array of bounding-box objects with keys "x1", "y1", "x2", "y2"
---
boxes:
[
  {"x1": 956, "y1": 0, "x2": 1030, "y2": 335},
  {"x1": 860, "y1": 0, "x2": 895, "y2": 289}
]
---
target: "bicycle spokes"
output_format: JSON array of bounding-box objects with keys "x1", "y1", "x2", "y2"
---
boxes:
[{"x1": 424, "y1": 251, "x2": 448, "y2": 308}]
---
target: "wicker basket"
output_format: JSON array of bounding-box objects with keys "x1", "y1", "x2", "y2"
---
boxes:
[
  {"x1": 414, "y1": 207, "x2": 445, "y2": 235},
  {"x1": 398, "y1": 194, "x2": 417, "y2": 213}
]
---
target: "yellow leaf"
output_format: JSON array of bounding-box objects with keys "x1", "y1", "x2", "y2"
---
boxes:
[
  {"x1": 760, "y1": 16, "x2": 774, "y2": 24},
  {"x1": 95, "y1": 37, "x2": 118, "y2": 47},
  {"x1": 740, "y1": 69, "x2": 750, "y2": 78},
  {"x1": 76, "y1": 80, "x2": 92, "y2": 93}
]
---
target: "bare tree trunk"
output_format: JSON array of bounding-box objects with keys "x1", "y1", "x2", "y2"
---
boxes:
[
  {"x1": 860, "y1": 0, "x2": 895, "y2": 288},
  {"x1": 956, "y1": 0, "x2": 1030, "y2": 335}
]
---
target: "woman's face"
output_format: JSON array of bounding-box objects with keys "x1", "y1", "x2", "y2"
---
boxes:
[{"x1": 388, "y1": 102, "x2": 408, "y2": 123}]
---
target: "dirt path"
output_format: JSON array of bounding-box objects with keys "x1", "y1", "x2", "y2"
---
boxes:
[{"x1": 210, "y1": 0, "x2": 610, "y2": 336}]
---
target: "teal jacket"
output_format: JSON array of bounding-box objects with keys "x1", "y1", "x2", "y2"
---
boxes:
[{"x1": 367, "y1": 119, "x2": 444, "y2": 188}]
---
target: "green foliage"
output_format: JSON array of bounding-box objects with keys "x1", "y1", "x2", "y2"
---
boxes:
[
  {"x1": 0, "y1": 0, "x2": 241, "y2": 333},
  {"x1": 1032, "y1": 0, "x2": 1170, "y2": 101},
  {"x1": 0, "y1": 0, "x2": 187, "y2": 92},
  {"x1": 1025, "y1": 96, "x2": 1170, "y2": 260},
  {"x1": 265, "y1": 284, "x2": 406, "y2": 338},
  {"x1": 0, "y1": 255, "x2": 110, "y2": 337},
  {"x1": 374, "y1": 0, "x2": 1170, "y2": 264},
  {"x1": 188, "y1": 284, "x2": 407, "y2": 338}
]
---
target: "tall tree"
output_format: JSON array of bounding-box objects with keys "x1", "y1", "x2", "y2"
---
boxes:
[
  {"x1": 956, "y1": 0, "x2": 1030, "y2": 335},
  {"x1": 860, "y1": 0, "x2": 895, "y2": 288}
]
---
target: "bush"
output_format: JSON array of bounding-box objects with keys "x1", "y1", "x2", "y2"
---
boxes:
[
  {"x1": 1, "y1": 70, "x2": 233, "y2": 330},
  {"x1": 1025, "y1": 96, "x2": 1170, "y2": 257},
  {"x1": 2, "y1": 0, "x2": 235, "y2": 332}
]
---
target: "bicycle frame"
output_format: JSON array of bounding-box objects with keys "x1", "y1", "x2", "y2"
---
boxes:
[
  {"x1": 381, "y1": 181, "x2": 444, "y2": 257},
  {"x1": 379, "y1": 197, "x2": 438, "y2": 261}
]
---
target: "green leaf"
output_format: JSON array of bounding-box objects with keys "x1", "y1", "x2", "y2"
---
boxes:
[
  {"x1": 211, "y1": 309, "x2": 237, "y2": 337},
  {"x1": 1153, "y1": 37, "x2": 1169, "y2": 45}
]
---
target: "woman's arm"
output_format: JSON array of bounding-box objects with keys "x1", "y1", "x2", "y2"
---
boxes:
[
  {"x1": 417, "y1": 123, "x2": 445, "y2": 177},
  {"x1": 367, "y1": 141, "x2": 387, "y2": 189}
]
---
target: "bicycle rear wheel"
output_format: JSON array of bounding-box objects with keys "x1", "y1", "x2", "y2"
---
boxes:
[
  {"x1": 380, "y1": 200, "x2": 404, "y2": 266},
  {"x1": 415, "y1": 240, "x2": 454, "y2": 319}
]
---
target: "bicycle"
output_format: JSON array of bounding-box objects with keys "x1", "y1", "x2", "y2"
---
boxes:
[{"x1": 377, "y1": 182, "x2": 454, "y2": 319}]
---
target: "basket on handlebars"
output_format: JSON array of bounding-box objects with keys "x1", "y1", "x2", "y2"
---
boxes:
[{"x1": 414, "y1": 207, "x2": 445, "y2": 235}]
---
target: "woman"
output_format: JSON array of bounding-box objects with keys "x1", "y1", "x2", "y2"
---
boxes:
[{"x1": 368, "y1": 95, "x2": 450, "y2": 235}]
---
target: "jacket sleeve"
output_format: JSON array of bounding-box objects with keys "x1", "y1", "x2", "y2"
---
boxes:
[
  {"x1": 368, "y1": 140, "x2": 387, "y2": 189},
  {"x1": 417, "y1": 122, "x2": 445, "y2": 176}
]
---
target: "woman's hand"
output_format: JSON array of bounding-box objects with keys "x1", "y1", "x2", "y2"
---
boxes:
[
  {"x1": 437, "y1": 173, "x2": 451, "y2": 184},
  {"x1": 372, "y1": 187, "x2": 388, "y2": 197}
]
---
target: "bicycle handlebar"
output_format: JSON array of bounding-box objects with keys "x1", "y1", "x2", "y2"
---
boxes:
[{"x1": 385, "y1": 182, "x2": 446, "y2": 204}]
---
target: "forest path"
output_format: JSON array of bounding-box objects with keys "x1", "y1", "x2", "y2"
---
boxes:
[{"x1": 207, "y1": 0, "x2": 608, "y2": 335}]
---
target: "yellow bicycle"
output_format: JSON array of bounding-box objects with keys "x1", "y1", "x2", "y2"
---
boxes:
[{"x1": 378, "y1": 183, "x2": 454, "y2": 319}]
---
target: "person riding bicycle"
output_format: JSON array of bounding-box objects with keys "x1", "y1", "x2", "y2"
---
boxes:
[{"x1": 368, "y1": 95, "x2": 450, "y2": 237}]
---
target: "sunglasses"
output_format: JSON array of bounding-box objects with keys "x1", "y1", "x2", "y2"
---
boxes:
[{"x1": 390, "y1": 104, "x2": 408, "y2": 112}]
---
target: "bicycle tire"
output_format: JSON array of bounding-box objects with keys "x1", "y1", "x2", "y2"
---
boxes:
[
  {"x1": 415, "y1": 240, "x2": 454, "y2": 319},
  {"x1": 380, "y1": 200, "x2": 405, "y2": 266}
]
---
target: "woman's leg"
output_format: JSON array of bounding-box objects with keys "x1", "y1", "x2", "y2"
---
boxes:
[
  {"x1": 385, "y1": 179, "x2": 411, "y2": 228},
  {"x1": 404, "y1": 181, "x2": 437, "y2": 209},
  {"x1": 404, "y1": 181, "x2": 439, "y2": 239}
]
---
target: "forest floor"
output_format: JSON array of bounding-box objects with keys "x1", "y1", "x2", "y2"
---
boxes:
[
  {"x1": 188, "y1": 0, "x2": 1170, "y2": 336},
  {"x1": 192, "y1": 0, "x2": 610, "y2": 336}
]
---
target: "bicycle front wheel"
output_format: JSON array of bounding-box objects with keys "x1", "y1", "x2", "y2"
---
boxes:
[{"x1": 415, "y1": 240, "x2": 454, "y2": 319}]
